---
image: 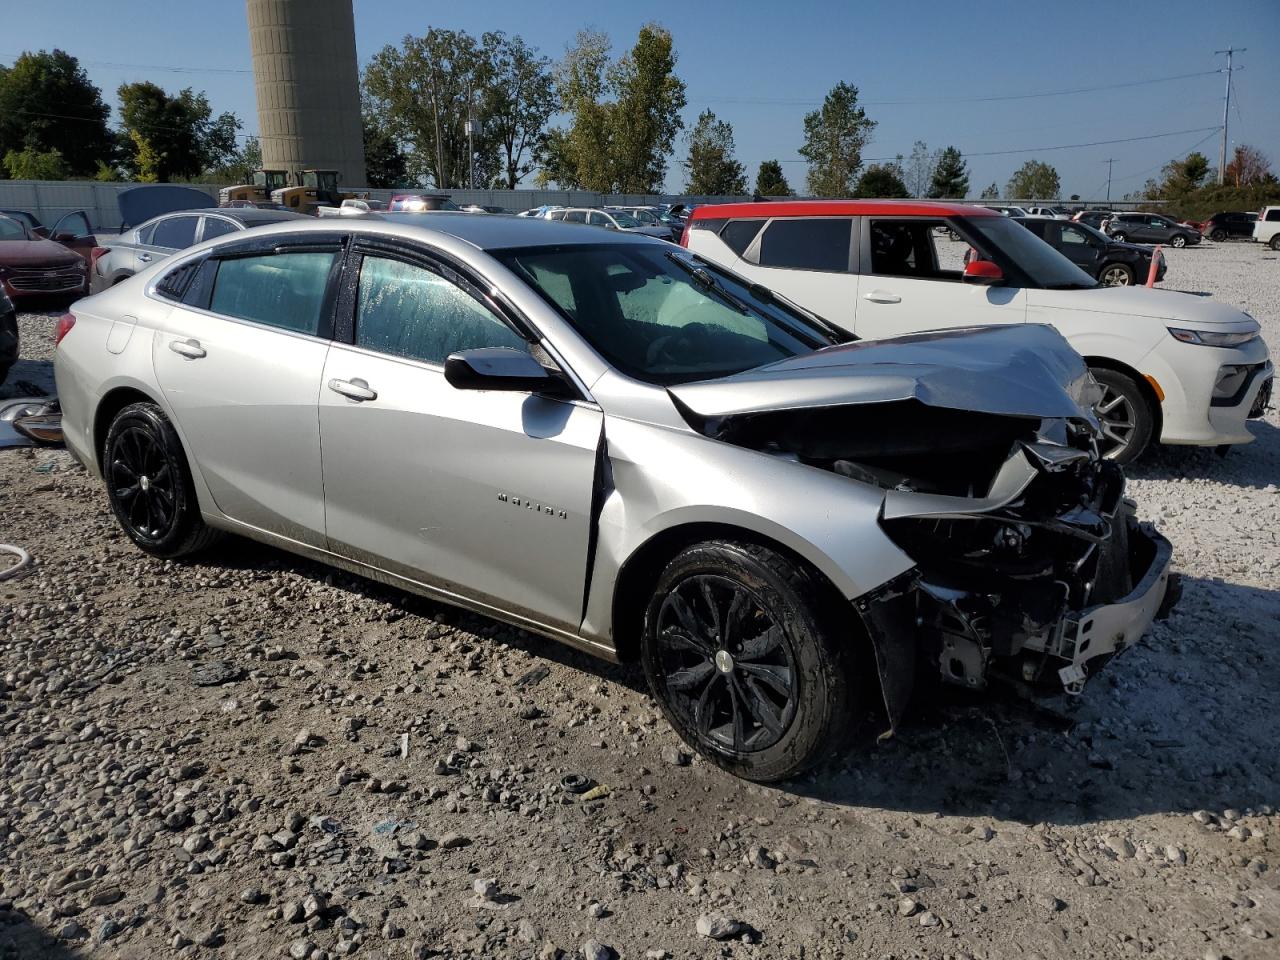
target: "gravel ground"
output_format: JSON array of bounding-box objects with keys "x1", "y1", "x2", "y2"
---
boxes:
[{"x1": 1, "y1": 240, "x2": 1277, "y2": 960}]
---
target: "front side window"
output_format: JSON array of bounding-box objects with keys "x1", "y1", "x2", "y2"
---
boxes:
[
  {"x1": 209, "y1": 251, "x2": 336, "y2": 334},
  {"x1": 757, "y1": 218, "x2": 852, "y2": 272},
  {"x1": 54, "y1": 212, "x2": 91, "y2": 238},
  {"x1": 868, "y1": 219, "x2": 968, "y2": 278},
  {"x1": 497, "y1": 244, "x2": 839, "y2": 385},
  {"x1": 354, "y1": 255, "x2": 526, "y2": 365},
  {"x1": 1059, "y1": 224, "x2": 1092, "y2": 246},
  {"x1": 587, "y1": 211, "x2": 610, "y2": 227},
  {"x1": 962, "y1": 215, "x2": 1097, "y2": 290},
  {"x1": 151, "y1": 216, "x2": 199, "y2": 250},
  {"x1": 0, "y1": 218, "x2": 25, "y2": 241}
]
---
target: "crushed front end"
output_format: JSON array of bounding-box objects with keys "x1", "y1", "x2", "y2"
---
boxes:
[{"x1": 862, "y1": 415, "x2": 1177, "y2": 726}]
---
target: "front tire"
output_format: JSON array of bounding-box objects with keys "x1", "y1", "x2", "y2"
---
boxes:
[
  {"x1": 1099, "y1": 262, "x2": 1135, "y2": 286},
  {"x1": 1089, "y1": 367, "x2": 1155, "y2": 465},
  {"x1": 103, "y1": 402, "x2": 220, "y2": 558},
  {"x1": 642, "y1": 541, "x2": 857, "y2": 782},
  {"x1": 1111, "y1": 231, "x2": 1128, "y2": 242},
  {"x1": 1271, "y1": 235, "x2": 1280, "y2": 252}
]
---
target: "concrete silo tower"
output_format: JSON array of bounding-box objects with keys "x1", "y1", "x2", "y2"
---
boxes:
[{"x1": 246, "y1": 0, "x2": 366, "y2": 186}]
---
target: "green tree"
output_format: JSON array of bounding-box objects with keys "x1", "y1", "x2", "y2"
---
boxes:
[
  {"x1": 362, "y1": 121, "x2": 409, "y2": 188},
  {"x1": 928, "y1": 146, "x2": 969, "y2": 198},
  {"x1": 980, "y1": 182, "x2": 999, "y2": 199},
  {"x1": 364, "y1": 28, "x2": 492, "y2": 189},
  {"x1": 539, "y1": 24, "x2": 686, "y2": 193},
  {"x1": 128, "y1": 129, "x2": 161, "y2": 183},
  {"x1": 202, "y1": 136, "x2": 263, "y2": 185},
  {"x1": 855, "y1": 161, "x2": 909, "y2": 198},
  {"x1": 117, "y1": 82, "x2": 241, "y2": 181},
  {"x1": 479, "y1": 31, "x2": 556, "y2": 189},
  {"x1": 0, "y1": 50, "x2": 113, "y2": 178},
  {"x1": 1006, "y1": 159, "x2": 1060, "y2": 199},
  {"x1": 799, "y1": 82, "x2": 876, "y2": 197},
  {"x1": 755, "y1": 159, "x2": 792, "y2": 196},
  {"x1": 2, "y1": 146, "x2": 68, "y2": 180},
  {"x1": 1159, "y1": 151, "x2": 1211, "y2": 197},
  {"x1": 683, "y1": 110, "x2": 746, "y2": 195}
]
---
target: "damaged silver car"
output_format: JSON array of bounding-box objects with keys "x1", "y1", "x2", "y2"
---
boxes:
[{"x1": 55, "y1": 216, "x2": 1177, "y2": 781}]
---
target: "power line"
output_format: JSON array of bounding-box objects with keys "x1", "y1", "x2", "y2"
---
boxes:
[
  {"x1": 1214, "y1": 47, "x2": 1245, "y2": 184},
  {"x1": 694, "y1": 69, "x2": 1223, "y2": 108},
  {"x1": 0, "y1": 52, "x2": 252, "y2": 75}
]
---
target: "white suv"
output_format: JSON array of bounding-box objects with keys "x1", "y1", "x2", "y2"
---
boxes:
[
  {"x1": 1254, "y1": 206, "x2": 1280, "y2": 250},
  {"x1": 684, "y1": 200, "x2": 1273, "y2": 463}
]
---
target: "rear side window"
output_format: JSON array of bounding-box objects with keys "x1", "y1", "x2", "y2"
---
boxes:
[
  {"x1": 1266, "y1": 209, "x2": 1280, "y2": 222},
  {"x1": 201, "y1": 217, "x2": 239, "y2": 241},
  {"x1": 209, "y1": 251, "x2": 336, "y2": 334},
  {"x1": 154, "y1": 258, "x2": 204, "y2": 301},
  {"x1": 151, "y1": 216, "x2": 199, "y2": 250},
  {"x1": 564, "y1": 211, "x2": 587, "y2": 224},
  {"x1": 354, "y1": 255, "x2": 526, "y2": 365},
  {"x1": 720, "y1": 219, "x2": 765, "y2": 257},
  {"x1": 757, "y1": 218, "x2": 852, "y2": 272}
]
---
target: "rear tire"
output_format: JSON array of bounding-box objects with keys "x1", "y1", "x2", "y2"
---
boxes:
[
  {"x1": 1099, "y1": 262, "x2": 1135, "y2": 286},
  {"x1": 1089, "y1": 367, "x2": 1155, "y2": 465},
  {"x1": 1171, "y1": 234, "x2": 1188, "y2": 248},
  {"x1": 642, "y1": 540, "x2": 858, "y2": 782},
  {"x1": 103, "y1": 402, "x2": 221, "y2": 559},
  {"x1": 1210, "y1": 228, "x2": 1227, "y2": 242}
]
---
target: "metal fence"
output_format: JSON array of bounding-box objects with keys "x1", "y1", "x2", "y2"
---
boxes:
[
  {"x1": 0, "y1": 179, "x2": 1163, "y2": 232},
  {"x1": 0, "y1": 180, "x2": 750, "y2": 232}
]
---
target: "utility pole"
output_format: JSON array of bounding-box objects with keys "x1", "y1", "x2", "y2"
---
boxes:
[
  {"x1": 465, "y1": 80, "x2": 476, "y2": 191},
  {"x1": 1215, "y1": 46, "x2": 1245, "y2": 185},
  {"x1": 1104, "y1": 158, "x2": 1114, "y2": 203}
]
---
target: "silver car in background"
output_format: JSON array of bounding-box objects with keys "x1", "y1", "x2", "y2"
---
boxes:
[
  {"x1": 55, "y1": 214, "x2": 1175, "y2": 781},
  {"x1": 91, "y1": 207, "x2": 307, "y2": 292}
]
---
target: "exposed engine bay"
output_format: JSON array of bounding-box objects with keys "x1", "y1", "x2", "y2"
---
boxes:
[{"x1": 668, "y1": 325, "x2": 1178, "y2": 730}]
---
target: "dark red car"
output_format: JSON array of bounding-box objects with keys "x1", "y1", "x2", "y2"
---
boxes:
[{"x1": 0, "y1": 212, "x2": 92, "y2": 302}]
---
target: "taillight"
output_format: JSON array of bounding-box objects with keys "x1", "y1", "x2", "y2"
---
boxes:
[
  {"x1": 679, "y1": 224, "x2": 690, "y2": 247},
  {"x1": 89, "y1": 247, "x2": 110, "y2": 271},
  {"x1": 55, "y1": 312, "x2": 76, "y2": 347}
]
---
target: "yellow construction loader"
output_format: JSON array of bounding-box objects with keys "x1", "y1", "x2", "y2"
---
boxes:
[{"x1": 218, "y1": 169, "x2": 289, "y2": 207}]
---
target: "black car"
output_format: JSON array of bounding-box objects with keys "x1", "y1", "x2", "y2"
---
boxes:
[
  {"x1": 0, "y1": 287, "x2": 17, "y2": 386},
  {"x1": 1105, "y1": 212, "x2": 1201, "y2": 247},
  {"x1": 1072, "y1": 210, "x2": 1114, "y2": 230},
  {"x1": 1197, "y1": 211, "x2": 1257, "y2": 242},
  {"x1": 1016, "y1": 217, "x2": 1166, "y2": 286}
]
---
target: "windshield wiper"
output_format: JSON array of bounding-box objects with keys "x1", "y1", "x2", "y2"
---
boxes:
[
  {"x1": 664, "y1": 252, "x2": 750, "y2": 315},
  {"x1": 743, "y1": 280, "x2": 855, "y2": 344}
]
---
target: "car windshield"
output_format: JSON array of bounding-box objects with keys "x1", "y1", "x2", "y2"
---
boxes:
[
  {"x1": 964, "y1": 215, "x2": 1098, "y2": 290},
  {"x1": 610, "y1": 212, "x2": 642, "y2": 228},
  {"x1": 0, "y1": 217, "x2": 27, "y2": 240},
  {"x1": 496, "y1": 244, "x2": 841, "y2": 385}
]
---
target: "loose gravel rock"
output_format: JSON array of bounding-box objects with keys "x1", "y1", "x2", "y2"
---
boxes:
[{"x1": 1, "y1": 241, "x2": 1278, "y2": 958}]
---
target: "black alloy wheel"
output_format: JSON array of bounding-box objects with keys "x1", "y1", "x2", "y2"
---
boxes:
[
  {"x1": 103, "y1": 402, "x2": 220, "y2": 558},
  {"x1": 642, "y1": 540, "x2": 857, "y2": 782},
  {"x1": 652, "y1": 574, "x2": 798, "y2": 754}
]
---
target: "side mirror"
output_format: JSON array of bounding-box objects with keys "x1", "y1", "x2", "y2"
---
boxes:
[
  {"x1": 444, "y1": 347, "x2": 564, "y2": 394},
  {"x1": 963, "y1": 260, "x2": 1004, "y2": 285}
]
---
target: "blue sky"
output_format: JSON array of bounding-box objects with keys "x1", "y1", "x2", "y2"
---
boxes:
[{"x1": 5, "y1": 0, "x2": 1279, "y2": 197}]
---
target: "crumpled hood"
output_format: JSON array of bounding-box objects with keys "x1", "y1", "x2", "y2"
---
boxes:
[
  {"x1": 1027, "y1": 284, "x2": 1254, "y2": 325},
  {"x1": 669, "y1": 324, "x2": 1094, "y2": 421}
]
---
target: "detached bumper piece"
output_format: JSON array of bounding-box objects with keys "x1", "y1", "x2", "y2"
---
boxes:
[{"x1": 861, "y1": 425, "x2": 1177, "y2": 731}]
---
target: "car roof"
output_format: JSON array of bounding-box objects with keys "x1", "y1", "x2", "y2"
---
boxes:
[
  {"x1": 211, "y1": 208, "x2": 310, "y2": 225},
  {"x1": 689, "y1": 200, "x2": 998, "y2": 221},
  {"x1": 370, "y1": 211, "x2": 654, "y2": 249}
]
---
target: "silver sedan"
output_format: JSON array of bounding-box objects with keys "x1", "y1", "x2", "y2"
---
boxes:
[{"x1": 54, "y1": 214, "x2": 1176, "y2": 781}]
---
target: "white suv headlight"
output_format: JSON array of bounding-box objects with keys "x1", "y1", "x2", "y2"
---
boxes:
[{"x1": 1168, "y1": 327, "x2": 1258, "y2": 348}]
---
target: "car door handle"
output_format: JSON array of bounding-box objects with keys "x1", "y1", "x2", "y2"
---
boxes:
[
  {"x1": 862, "y1": 291, "x2": 901, "y2": 304},
  {"x1": 327, "y1": 377, "x2": 377, "y2": 402},
  {"x1": 169, "y1": 338, "x2": 206, "y2": 360},
  {"x1": 137, "y1": 253, "x2": 152, "y2": 263}
]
